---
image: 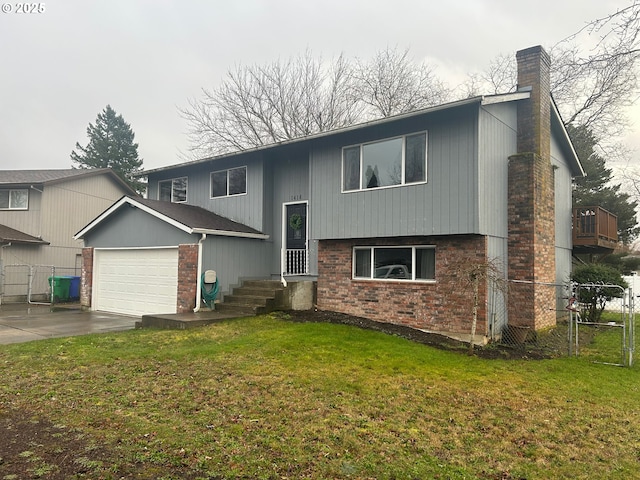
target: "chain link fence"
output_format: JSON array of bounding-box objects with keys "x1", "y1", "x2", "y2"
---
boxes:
[
  {"x1": 492, "y1": 282, "x2": 635, "y2": 366},
  {"x1": 1, "y1": 264, "x2": 80, "y2": 305}
]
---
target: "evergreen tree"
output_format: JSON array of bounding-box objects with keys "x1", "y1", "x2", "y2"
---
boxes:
[
  {"x1": 71, "y1": 105, "x2": 145, "y2": 194},
  {"x1": 569, "y1": 124, "x2": 639, "y2": 244}
]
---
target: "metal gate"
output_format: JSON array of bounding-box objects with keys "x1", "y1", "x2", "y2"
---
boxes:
[
  {"x1": 0, "y1": 264, "x2": 78, "y2": 305},
  {"x1": 568, "y1": 283, "x2": 635, "y2": 367}
]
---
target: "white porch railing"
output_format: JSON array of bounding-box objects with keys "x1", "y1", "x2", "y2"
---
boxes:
[{"x1": 282, "y1": 248, "x2": 309, "y2": 276}]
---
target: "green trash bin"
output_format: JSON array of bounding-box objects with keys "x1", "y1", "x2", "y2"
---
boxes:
[{"x1": 48, "y1": 276, "x2": 71, "y2": 303}]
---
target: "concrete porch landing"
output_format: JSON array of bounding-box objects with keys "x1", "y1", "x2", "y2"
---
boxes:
[
  {"x1": 137, "y1": 279, "x2": 316, "y2": 330},
  {"x1": 137, "y1": 309, "x2": 251, "y2": 330}
]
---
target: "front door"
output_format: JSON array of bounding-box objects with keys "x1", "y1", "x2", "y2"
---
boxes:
[{"x1": 284, "y1": 202, "x2": 308, "y2": 275}]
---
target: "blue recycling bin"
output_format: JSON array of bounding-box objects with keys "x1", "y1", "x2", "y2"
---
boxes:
[{"x1": 66, "y1": 276, "x2": 81, "y2": 301}]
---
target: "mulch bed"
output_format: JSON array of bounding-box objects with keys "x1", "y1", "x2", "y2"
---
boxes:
[{"x1": 280, "y1": 309, "x2": 552, "y2": 360}]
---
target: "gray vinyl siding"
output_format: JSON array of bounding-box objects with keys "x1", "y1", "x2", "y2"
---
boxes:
[
  {"x1": 201, "y1": 236, "x2": 272, "y2": 297},
  {"x1": 477, "y1": 103, "x2": 518, "y2": 238},
  {"x1": 309, "y1": 106, "x2": 480, "y2": 240},
  {"x1": 268, "y1": 154, "x2": 316, "y2": 275},
  {"x1": 147, "y1": 152, "x2": 267, "y2": 233},
  {"x1": 83, "y1": 206, "x2": 195, "y2": 248},
  {"x1": 552, "y1": 132, "x2": 575, "y2": 306},
  {"x1": 551, "y1": 133, "x2": 574, "y2": 252},
  {"x1": 487, "y1": 234, "x2": 509, "y2": 336},
  {"x1": 83, "y1": 205, "x2": 273, "y2": 298}
]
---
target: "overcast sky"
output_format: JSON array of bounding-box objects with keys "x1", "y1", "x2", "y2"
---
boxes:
[{"x1": 0, "y1": 0, "x2": 636, "y2": 172}]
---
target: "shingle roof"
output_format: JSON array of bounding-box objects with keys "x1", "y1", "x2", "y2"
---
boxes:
[
  {"x1": 74, "y1": 196, "x2": 268, "y2": 240},
  {"x1": 0, "y1": 224, "x2": 48, "y2": 245},
  {"x1": 0, "y1": 169, "x2": 93, "y2": 185},
  {"x1": 0, "y1": 168, "x2": 138, "y2": 194},
  {"x1": 133, "y1": 197, "x2": 265, "y2": 236}
]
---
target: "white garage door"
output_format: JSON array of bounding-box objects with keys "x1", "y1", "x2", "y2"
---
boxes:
[{"x1": 93, "y1": 248, "x2": 179, "y2": 316}]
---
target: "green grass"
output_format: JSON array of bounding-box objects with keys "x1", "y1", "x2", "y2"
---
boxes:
[
  {"x1": 1, "y1": 314, "x2": 640, "y2": 479},
  {"x1": 575, "y1": 310, "x2": 633, "y2": 365}
]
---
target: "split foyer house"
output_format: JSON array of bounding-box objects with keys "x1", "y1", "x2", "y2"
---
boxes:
[
  {"x1": 75, "y1": 46, "x2": 589, "y2": 341},
  {"x1": 0, "y1": 168, "x2": 136, "y2": 302}
]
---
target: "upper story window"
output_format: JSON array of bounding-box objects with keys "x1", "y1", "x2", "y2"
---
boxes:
[
  {"x1": 158, "y1": 177, "x2": 187, "y2": 203},
  {"x1": 0, "y1": 189, "x2": 29, "y2": 210},
  {"x1": 353, "y1": 245, "x2": 435, "y2": 282},
  {"x1": 211, "y1": 166, "x2": 247, "y2": 198},
  {"x1": 342, "y1": 131, "x2": 427, "y2": 192}
]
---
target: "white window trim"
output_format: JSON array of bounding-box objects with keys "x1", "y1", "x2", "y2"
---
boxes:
[
  {"x1": 352, "y1": 245, "x2": 436, "y2": 282},
  {"x1": 210, "y1": 166, "x2": 248, "y2": 199},
  {"x1": 158, "y1": 177, "x2": 188, "y2": 203},
  {"x1": 0, "y1": 188, "x2": 29, "y2": 210},
  {"x1": 341, "y1": 131, "x2": 428, "y2": 193}
]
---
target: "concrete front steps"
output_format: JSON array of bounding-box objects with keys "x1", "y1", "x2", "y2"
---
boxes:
[
  {"x1": 139, "y1": 279, "x2": 316, "y2": 330},
  {"x1": 215, "y1": 279, "x2": 285, "y2": 316}
]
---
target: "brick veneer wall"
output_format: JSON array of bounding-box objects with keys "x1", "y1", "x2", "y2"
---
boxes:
[
  {"x1": 508, "y1": 153, "x2": 556, "y2": 329},
  {"x1": 80, "y1": 247, "x2": 93, "y2": 309},
  {"x1": 317, "y1": 235, "x2": 488, "y2": 336},
  {"x1": 177, "y1": 243, "x2": 198, "y2": 313},
  {"x1": 507, "y1": 45, "x2": 557, "y2": 330},
  {"x1": 516, "y1": 46, "x2": 551, "y2": 159}
]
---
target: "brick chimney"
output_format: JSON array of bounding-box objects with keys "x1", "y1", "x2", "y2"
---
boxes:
[{"x1": 507, "y1": 46, "x2": 557, "y2": 330}]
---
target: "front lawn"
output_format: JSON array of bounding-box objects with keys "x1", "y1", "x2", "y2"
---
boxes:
[{"x1": 1, "y1": 313, "x2": 639, "y2": 479}]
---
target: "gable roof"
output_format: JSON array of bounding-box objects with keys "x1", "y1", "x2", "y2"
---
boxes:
[
  {"x1": 0, "y1": 224, "x2": 49, "y2": 245},
  {"x1": 140, "y1": 91, "x2": 582, "y2": 178},
  {"x1": 0, "y1": 168, "x2": 138, "y2": 195},
  {"x1": 74, "y1": 196, "x2": 269, "y2": 240}
]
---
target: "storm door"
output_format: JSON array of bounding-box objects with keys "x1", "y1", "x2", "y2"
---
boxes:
[{"x1": 283, "y1": 202, "x2": 308, "y2": 275}]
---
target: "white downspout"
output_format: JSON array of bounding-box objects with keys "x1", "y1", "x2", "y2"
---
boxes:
[{"x1": 193, "y1": 233, "x2": 207, "y2": 313}]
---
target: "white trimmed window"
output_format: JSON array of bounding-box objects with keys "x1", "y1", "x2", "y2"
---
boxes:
[
  {"x1": 342, "y1": 132, "x2": 427, "y2": 192},
  {"x1": 159, "y1": 177, "x2": 188, "y2": 203},
  {"x1": 353, "y1": 246, "x2": 435, "y2": 281},
  {"x1": 0, "y1": 189, "x2": 28, "y2": 210},
  {"x1": 211, "y1": 166, "x2": 247, "y2": 198}
]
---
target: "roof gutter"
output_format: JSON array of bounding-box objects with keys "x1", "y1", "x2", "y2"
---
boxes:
[
  {"x1": 191, "y1": 228, "x2": 269, "y2": 240},
  {"x1": 138, "y1": 95, "x2": 489, "y2": 177}
]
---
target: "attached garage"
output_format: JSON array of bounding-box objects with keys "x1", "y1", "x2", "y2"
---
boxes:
[
  {"x1": 75, "y1": 196, "x2": 269, "y2": 316},
  {"x1": 93, "y1": 247, "x2": 178, "y2": 316}
]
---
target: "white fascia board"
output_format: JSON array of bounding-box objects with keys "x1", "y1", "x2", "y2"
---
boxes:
[
  {"x1": 551, "y1": 101, "x2": 585, "y2": 177},
  {"x1": 124, "y1": 198, "x2": 193, "y2": 233},
  {"x1": 73, "y1": 196, "x2": 192, "y2": 240},
  {"x1": 139, "y1": 96, "x2": 488, "y2": 177},
  {"x1": 481, "y1": 91, "x2": 530, "y2": 105},
  {"x1": 191, "y1": 228, "x2": 269, "y2": 240}
]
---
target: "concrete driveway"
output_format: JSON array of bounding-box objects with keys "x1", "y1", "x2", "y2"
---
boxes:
[{"x1": 0, "y1": 303, "x2": 137, "y2": 345}]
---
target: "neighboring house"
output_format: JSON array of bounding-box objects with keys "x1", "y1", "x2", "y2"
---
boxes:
[
  {"x1": 0, "y1": 169, "x2": 136, "y2": 302},
  {"x1": 75, "y1": 46, "x2": 585, "y2": 341}
]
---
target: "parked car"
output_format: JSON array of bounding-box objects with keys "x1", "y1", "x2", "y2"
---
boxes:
[{"x1": 375, "y1": 264, "x2": 410, "y2": 279}]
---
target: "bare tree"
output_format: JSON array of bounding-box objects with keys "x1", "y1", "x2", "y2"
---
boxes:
[
  {"x1": 181, "y1": 52, "x2": 361, "y2": 158},
  {"x1": 351, "y1": 47, "x2": 451, "y2": 119},
  {"x1": 181, "y1": 48, "x2": 450, "y2": 158},
  {"x1": 450, "y1": 258, "x2": 508, "y2": 353},
  {"x1": 463, "y1": 52, "x2": 517, "y2": 96},
  {"x1": 463, "y1": 2, "x2": 640, "y2": 140}
]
